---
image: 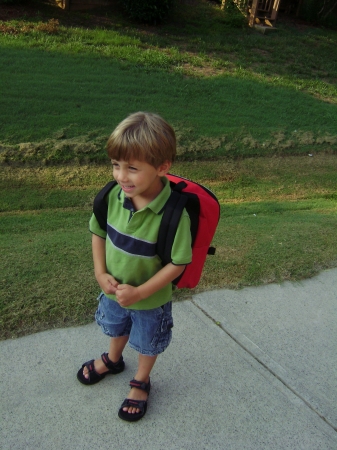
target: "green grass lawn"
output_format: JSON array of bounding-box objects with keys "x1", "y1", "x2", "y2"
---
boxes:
[
  {"x1": 1, "y1": 1, "x2": 337, "y2": 160},
  {"x1": 0, "y1": 0, "x2": 337, "y2": 339},
  {"x1": 1, "y1": 156, "x2": 336, "y2": 339}
]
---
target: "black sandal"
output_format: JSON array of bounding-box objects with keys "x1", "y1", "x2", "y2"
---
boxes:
[
  {"x1": 77, "y1": 352, "x2": 125, "y2": 385},
  {"x1": 118, "y1": 378, "x2": 151, "y2": 422}
]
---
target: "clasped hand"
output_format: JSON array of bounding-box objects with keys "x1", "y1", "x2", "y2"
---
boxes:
[
  {"x1": 96, "y1": 273, "x2": 142, "y2": 307},
  {"x1": 115, "y1": 284, "x2": 142, "y2": 307}
]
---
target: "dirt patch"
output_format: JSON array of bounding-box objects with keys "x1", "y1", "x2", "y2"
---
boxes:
[
  {"x1": 176, "y1": 62, "x2": 230, "y2": 77},
  {"x1": 0, "y1": 132, "x2": 108, "y2": 165}
]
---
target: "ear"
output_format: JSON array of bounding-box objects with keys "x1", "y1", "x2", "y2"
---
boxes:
[{"x1": 157, "y1": 161, "x2": 172, "y2": 176}]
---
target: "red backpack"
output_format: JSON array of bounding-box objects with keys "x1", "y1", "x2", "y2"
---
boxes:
[{"x1": 93, "y1": 173, "x2": 220, "y2": 289}]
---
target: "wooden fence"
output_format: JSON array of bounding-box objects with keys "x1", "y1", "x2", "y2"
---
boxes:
[{"x1": 222, "y1": 0, "x2": 281, "y2": 27}]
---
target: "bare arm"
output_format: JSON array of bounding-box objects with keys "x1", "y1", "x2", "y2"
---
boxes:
[
  {"x1": 115, "y1": 263, "x2": 186, "y2": 307},
  {"x1": 92, "y1": 233, "x2": 118, "y2": 295}
]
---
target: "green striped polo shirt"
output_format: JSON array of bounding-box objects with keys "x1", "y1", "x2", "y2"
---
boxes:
[{"x1": 89, "y1": 176, "x2": 192, "y2": 310}]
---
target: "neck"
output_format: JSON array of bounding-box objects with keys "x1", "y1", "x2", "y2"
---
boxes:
[{"x1": 131, "y1": 178, "x2": 164, "y2": 211}]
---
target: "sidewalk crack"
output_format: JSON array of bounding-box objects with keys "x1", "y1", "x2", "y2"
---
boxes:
[{"x1": 191, "y1": 299, "x2": 337, "y2": 433}]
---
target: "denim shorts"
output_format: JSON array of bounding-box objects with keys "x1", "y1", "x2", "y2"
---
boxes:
[{"x1": 95, "y1": 293, "x2": 174, "y2": 356}]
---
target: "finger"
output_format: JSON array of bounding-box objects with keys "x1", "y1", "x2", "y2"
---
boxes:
[
  {"x1": 116, "y1": 284, "x2": 127, "y2": 290},
  {"x1": 108, "y1": 278, "x2": 117, "y2": 287}
]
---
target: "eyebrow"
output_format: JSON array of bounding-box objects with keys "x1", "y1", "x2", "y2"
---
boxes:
[{"x1": 111, "y1": 160, "x2": 140, "y2": 167}]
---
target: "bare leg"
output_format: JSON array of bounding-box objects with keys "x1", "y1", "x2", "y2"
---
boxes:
[
  {"x1": 108, "y1": 335, "x2": 129, "y2": 362},
  {"x1": 123, "y1": 353, "x2": 157, "y2": 414},
  {"x1": 83, "y1": 335, "x2": 129, "y2": 379}
]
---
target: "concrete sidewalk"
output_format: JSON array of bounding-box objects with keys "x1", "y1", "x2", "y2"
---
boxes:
[{"x1": 1, "y1": 268, "x2": 337, "y2": 449}]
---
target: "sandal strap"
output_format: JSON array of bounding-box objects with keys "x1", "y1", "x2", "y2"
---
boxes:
[
  {"x1": 83, "y1": 359, "x2": 96, "y2": 374},
  {"x1": 101, "y1": 352, "x2": 123, "y2": 370},
  {"x1": 129, "y1": 378, "x2": 151, "y2": 393},
  {"x1": 121, "y1": 398, "x2": 147, "y2": 411}
]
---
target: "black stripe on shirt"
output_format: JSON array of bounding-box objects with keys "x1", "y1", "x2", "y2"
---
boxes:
[{"x1": 107, "y1": 223, "x2": 157, "y2": 258}]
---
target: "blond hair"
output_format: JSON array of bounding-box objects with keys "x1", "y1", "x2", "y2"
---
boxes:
[{"x1": 107, "y1": 112, "x2": 176, "y2": 168}]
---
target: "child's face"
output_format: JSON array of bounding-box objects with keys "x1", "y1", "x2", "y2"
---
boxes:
[{"x1": 111, "y1": 159, "x2": 171, "y2": 203}]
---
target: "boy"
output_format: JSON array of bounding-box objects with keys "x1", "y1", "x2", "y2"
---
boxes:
[{"x1": 77, "y1": 112, "x2": 192, "y2": 422}]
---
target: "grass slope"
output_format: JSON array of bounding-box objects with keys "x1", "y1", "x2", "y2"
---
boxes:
[{"x1": 0, "y1": 1, "x2": 337, "y2": 161}]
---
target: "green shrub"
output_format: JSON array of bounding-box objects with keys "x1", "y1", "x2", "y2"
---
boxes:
[
  {"x1": 119, "y1": 0, "x2": 174, "y2": 24},
  {"x1": 222, "y1": 0, "x2": 247, "y2": 28}
]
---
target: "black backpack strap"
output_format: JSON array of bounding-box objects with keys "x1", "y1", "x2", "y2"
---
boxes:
[
  {"x1": 93, "y1": 181, "x2": 118, "y2": 232},
  {"x1": 157, "y1": 190, "x2": 189, "y2": 266},
  {"x1": 170, "y1": 180, "x2": 200, "y2": 247}
]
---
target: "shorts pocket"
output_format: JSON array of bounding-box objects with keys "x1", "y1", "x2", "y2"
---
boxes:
[
  {"x1": 95, "y1": 292, "x2": 106, "y2": 323},
  {"x1": 151, "y1": 309, "x2": 174, "y2": 350},
  {"x1": 95, "y1": 304, "x2": 104, "y2": 324}
]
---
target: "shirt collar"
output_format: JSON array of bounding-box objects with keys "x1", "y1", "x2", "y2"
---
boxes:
[{"x1": 118, "y1": 177, "x2": 171, "y2": 215}]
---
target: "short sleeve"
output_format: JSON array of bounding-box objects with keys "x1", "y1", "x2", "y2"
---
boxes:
[
  {"x1": 89, "y1": 213, "x2": 107, "y2": 239},
  {"x1": 170, "y1": 210, "x2": 192, "y2": 265}
]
